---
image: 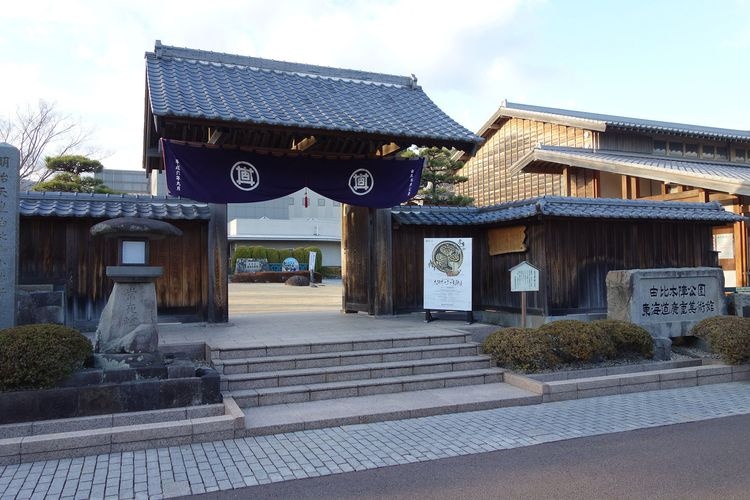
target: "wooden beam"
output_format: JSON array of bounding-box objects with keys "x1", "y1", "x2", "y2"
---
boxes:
[
  {"x1": 291, "y1": 135, "x2": 317, "y2": 152},
  {"x1": 562, "y1": 166, "x2": 571, "y2": 197},
  {"x1": 208, "y1": 129, "x2": 224, "y2": 145},
  {"x1": 377, "y1": 142, "x2": 401, "y2": 157},
  {"x1": 629, "y1": 176, "x2": 639, "y2": 199},
  {"x1": 621, "y1": 175, "x2": 630, "y2": 200}
]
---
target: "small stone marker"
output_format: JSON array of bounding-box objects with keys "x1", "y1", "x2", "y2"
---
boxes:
[
  {"x1": 0, "y1": 144, "x2": 19, "y2": 329},
  {"x1": 607, "y1": 267, "x2": 725, "y2": 359}
]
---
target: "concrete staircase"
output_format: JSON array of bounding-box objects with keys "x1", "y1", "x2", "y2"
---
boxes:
[
  {"x1": 212, "y1": 331, "x2": 503, "y2": 408},
  {"x1": 209, "y1": 331, "x2": 536, "y2": 435}
]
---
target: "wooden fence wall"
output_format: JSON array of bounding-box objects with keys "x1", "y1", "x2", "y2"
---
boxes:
[
  {"x1": 385, "y1": 218, "x2": 717, "y2": 317},
  {"x1": 18, "y1": 216, "x2": 209, "y2": 330}
]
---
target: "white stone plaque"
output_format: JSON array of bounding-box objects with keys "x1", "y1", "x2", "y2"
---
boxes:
[{"x1": 423, "y1": 238, "x2": 472, "y2": 311}]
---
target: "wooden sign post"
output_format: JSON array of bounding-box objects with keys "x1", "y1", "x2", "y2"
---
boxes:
[{"x1": 510, "y1": 261, "x2": 540, "y2": 328}]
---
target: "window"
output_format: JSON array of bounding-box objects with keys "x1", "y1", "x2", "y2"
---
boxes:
[
  {"x1": 702, "y1": 145, "x2": 715, "y2": 159},
  {"x1": 733, "y1": 148, "x2": 747, "y2": 162},
  {"x1": 653, "y1": 140, "x2": 666, "y2": 155},
  {"x1": 668, "y1": 142, "x2": 683, "y2": 157},
  {"x1": 317, "y1": 198, "x2": 326, "y2": 207},
  {"x1": 684, "y1": 143, "x2": 699, "y2": 158},
  {"x1": 716, "y1": 146, "x2": 728, "y2": 160},
  {"x1": 287, "y1": 197, "x2": 295, "y2": 205}
]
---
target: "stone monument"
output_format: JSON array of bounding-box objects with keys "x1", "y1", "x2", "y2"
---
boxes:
[
  {"x1": 0, "y1": 144, "x2": 19, "y2": 329},
  {"x1": 91, "y1": 217, "x2": 182, "y2": 353},
  {"x1": 607, "y1": 267, "x2": 725, "y2": 360}
]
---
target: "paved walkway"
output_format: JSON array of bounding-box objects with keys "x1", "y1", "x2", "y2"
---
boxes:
[{"x1": 2, "y1": 381, "x2": 750, "y2": 499}]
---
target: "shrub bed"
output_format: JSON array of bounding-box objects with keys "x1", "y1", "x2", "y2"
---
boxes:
[
  {"x1": 590, "y1": 319, "x2": 653, "y2": 358},
  {"x1": 231, "y1": 271, "x2": 322, "y2": 283},
  {"x1": 0, "y1": 324, "x2": 92, "y2": 391},
  {"x1": 231, "y1": 245, "x2": 323, "y2": 273},
  {"x1": 482, "y1": 327, "x2": 559, "y2": 371},
  {"x1": 691, "y1": 315, "x2": 750, "y2": 364},
  {"x1": 483, "y1": 319, "x2": 655, "y2": 372}
]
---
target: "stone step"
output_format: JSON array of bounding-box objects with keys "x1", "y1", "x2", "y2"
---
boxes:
[
  {"x1": 210, "y1": 332, "x2": 474, "y2": 361},
  {"x1": 242, "y1": 383, "x2": 540, "y2": 436},
  {"x1": 213, "y1": 343, "x2": 482, "y2": 375},
  {"x1": 228, "y1": 368, "x2": 504, "y2": 407},
  {"x1": 222, "y1": 356, "x2": 493, "y2": 391}
]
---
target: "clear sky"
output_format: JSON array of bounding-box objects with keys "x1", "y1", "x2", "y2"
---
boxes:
[{"x1": 2, "y1": 0, "x2": 749, "y2": 171}]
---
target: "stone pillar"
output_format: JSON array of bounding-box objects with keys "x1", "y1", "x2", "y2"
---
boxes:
[{"x1": 0, "y1": 144, "x2": 19, "y2": 329}]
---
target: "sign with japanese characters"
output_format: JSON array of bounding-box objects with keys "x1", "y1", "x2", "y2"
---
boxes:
[
  {"x1": 607, "y1": 268, "x2": 725, "y2": 339},
  {"x1": 638, "y1": 278, "x2": 720, "y2": 321},
  {"x1": 0, "y1": 143, "x2": 19, "y2": 328},
  {"x1": 423, "y1": 238, "x2": 472, "y2": 311},
  {"x1": 510, "y1": 261, "x2": 539, "y2": 292}
]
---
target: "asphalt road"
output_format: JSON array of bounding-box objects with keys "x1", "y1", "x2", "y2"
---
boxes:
[{"x1": 184, "y1": 414, "x2": 750, "y2": 499}]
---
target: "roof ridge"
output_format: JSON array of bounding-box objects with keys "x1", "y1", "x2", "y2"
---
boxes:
[{"x1": 150, "y1": 41, "x2": 416, "y2": 88}]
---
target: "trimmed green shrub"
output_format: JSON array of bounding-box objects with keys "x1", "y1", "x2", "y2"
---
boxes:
[
  {"x1": 539, "y1": 320, "x2": 614, "y2": 363},
  {"x1": 320, "y1": 266, "x2": 342, "y2": 278},
  {"x1": 0, "y1": 324, "x2": 92, "y2": 391},
  {"x1": 482, "y1": 328, "x2": 559, "y2": 371},
  {"x1": 692, "y1": 315, "x2": 750, "y2": 364},
  {"x1": 266, "y1": 248, "x2": 280, "y2": 264},
  {"x1": 231, "y1": 246, "x2": 255, "y2": 273},
  {"x1": 591, "y1": 320, "x2": 653, "y2": 358}
]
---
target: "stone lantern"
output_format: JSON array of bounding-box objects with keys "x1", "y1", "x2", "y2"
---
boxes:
[{"x1": 90, "y1": 217, "x2": 182, "y2": 354}]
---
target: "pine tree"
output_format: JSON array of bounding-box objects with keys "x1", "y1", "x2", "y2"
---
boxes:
[
  {"x1": 405, "y1": 147, "x2": 473, "y2": 206},
  {"x1": 32, "y1": 155, "x2": 117, "y2": 193}
]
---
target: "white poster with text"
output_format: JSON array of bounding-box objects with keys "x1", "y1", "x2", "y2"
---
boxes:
[{"x1": 423, "y1": 238, "x2": 472, "y2": 311}]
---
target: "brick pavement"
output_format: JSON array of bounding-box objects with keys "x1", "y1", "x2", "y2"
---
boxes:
[{"x1": 2, "y1": 381, "x2": 750, "y2": 499}]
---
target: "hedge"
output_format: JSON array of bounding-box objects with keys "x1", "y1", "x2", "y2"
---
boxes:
[
  {"x1": 231, "y1": 246, "x2": 323, "y2": 273},
  {"x1": 0, "y1": 324, "x2": 92, "y2": 391},
  {"x1": 692, "y1": 315, "x2": 750, "y2": 364}
]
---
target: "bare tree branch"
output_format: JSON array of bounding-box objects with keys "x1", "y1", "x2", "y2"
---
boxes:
[{"x1": 0, "y1": 100, "x2": 96, "y2": 184}]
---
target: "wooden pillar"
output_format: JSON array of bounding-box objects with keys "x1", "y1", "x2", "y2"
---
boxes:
[
  {"x1": 372, "y1": 208, "x2": 393, "y2": 316},
  {"x1": 561, "y1": 166, "x2": 571, "y2": 197},
  {"x1": 732, "y1": 202, "x2": 747, "y2": 287},
  {"x1": 207, "y1": 203, "x2": 228, "y2": 323}
]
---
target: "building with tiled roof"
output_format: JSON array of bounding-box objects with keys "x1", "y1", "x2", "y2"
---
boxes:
[
  {"x1": 457, "y1": 100, "x2": 750, "y2": 288},
  {"x1": 143, "y1": 41, "x2": 482, "y2": 172}
]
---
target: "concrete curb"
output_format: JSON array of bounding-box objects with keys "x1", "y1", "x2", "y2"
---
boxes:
[
  {"x1": 502, "y1": 360, "x2": 750, "y2": 402},
  {"x1": 0, "y1": 398, "x2": 245, "y2": 465}
]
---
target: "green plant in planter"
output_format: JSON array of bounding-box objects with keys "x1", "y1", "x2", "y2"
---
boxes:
[
  {"x1": 590, "y1": 319, "x2": 653, "y2": 358},
  {"x1": 692, "y1": 315, "x2": 750, "y2": 364},
  {"x1": 0, "y1": 324, "x2": 92, "y2": 391},
  {"x1": 538, "y1": 320, "x2": 614, "y2": 363},
  {"x1": 482, "y1": 327, "x2": 559, "y2": 371}
]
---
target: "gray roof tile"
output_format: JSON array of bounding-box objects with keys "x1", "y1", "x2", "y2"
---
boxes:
[
  {"x1": 529, "y1": 146, "x2": 750, "y2": 195},
  {"x1": 146, "y1": 43, "x2": 481, "y2": 146},
  {"x1": 19, "y1": 192, "x2": 210, "y2": 220},
  {"x1": 392, "y1": 196, "x2": 743, "y2": 225},
  {"x1": 501, "y1": 101, "x2": 750, "y2": 141}
]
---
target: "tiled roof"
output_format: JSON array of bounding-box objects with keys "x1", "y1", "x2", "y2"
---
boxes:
[
  {"x1": 516, "y1": 145, "x2": 750, "y2": 196},
  {"x1": 391, "y1": 196, "x2": 743, "y2": 226},
  {"x1": 146, "y1": 43, "x2": 481, "y2": 147},
  {"x1": 489, "y1": 101, "x2": 750, "y2": 141},
  {"x1": 19, "y1": 192, "x2": 210, "y2": 220}
]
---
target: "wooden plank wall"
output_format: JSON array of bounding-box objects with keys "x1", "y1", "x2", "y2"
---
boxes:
[
  {"x1": 341, "y1": 206, "x2": 372, "y2": 313},
  {"x1": 390, "y1": 219, "x2": 716, "y2": 316},
  {"x1": 18, "y1": 217, "x2": 209, "y2": 328},
  {"x1": 458, "y1": 118, "x2": 593, "y2": 206}
]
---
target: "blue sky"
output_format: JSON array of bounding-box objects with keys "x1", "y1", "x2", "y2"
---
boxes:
[{"x1": 1, "y1": 0, "x2": 748, "y2": 171}]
